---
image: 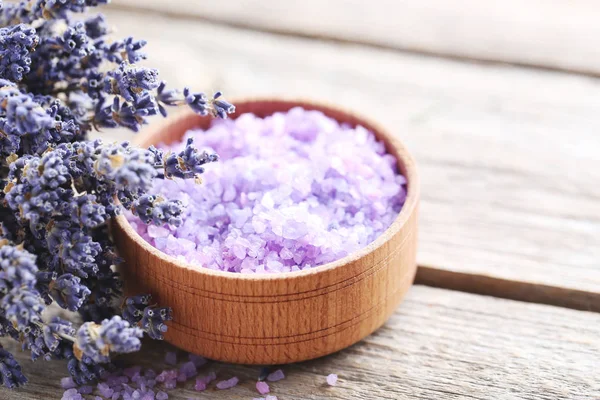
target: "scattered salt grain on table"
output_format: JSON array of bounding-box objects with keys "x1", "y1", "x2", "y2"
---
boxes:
[
  {"x1": 61, "y1": 377, "x2": 77, "y2": 389},
  {"x1": 256, "y1": 380, "x2": 270, "y2": 394},
  {"x1": 127, "y1": 108, "x2": 407, "y2": 273},
  {"x1": 179, "y1": 361, "x2": 197, "y2": 379},
  {"x1": 62, "y1": 388, "x2": 82, "y2": 400},
  {"x1": 156, "y1": 390, "x2": 169, "y2": 400},
  {"x1": 326, "y1": 373, "x2": 338, "y2": 386},
  {"x1": 216, "y1": 376, "x2": 239, "y2": 390},
  {"x1": 266, "y1": 369, "x2": 285, "y2": 382}
]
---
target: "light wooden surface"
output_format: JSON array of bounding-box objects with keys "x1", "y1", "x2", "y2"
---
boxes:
[
  {"x1": 3, "y1": 3, "x2": 600, "y2": 399},
  {"x1": 96, "y1": 8, "x2": 600, "y2": 309},
  {"x1": 112, "y1": 100, "x2": 419, "y2": 364},
  {"x1": 5, "y1": 286, "x2": 600, "y2": 400},
  {"x1": 110, "y1": 0, "x2": 600, "y2": 76}
]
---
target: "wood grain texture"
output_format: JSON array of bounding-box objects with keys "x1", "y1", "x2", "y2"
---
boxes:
[
  {"x1": 109, "y1": 0, "x2": 600, "y2": 76},
  {"x1": 4, "y1": 286, "x2": 599, "y2": 400},
  {"x1": 112, "y1": 99, "x2": 420, "y2": 364},
  {"x1": 97, "y1": 9, "x2": 600, "y2": 309}
]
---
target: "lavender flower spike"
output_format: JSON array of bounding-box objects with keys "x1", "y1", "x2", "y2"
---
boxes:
[
  {"x1": 74, "y1": 316, "x2": 143, "y2": 363},
  {"x1": 163, "y1": 137, "x2": 219, "y2": 180},
  {"x1": 0, "y1": 348, "x2": 27, "y2": 388}
]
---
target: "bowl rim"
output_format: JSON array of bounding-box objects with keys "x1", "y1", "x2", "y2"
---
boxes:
[{"x1": 114, "y1": 97, "x2": 419, "y2": 282}]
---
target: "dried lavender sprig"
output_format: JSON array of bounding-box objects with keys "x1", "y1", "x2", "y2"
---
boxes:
[
  {"x1": 162, "y1": 137, "x2": 219, "y2": 180},
  {"x1": 0, "y1": 347, "x2": 27, "y2": 388},
  {"x1": 0, "y1": 0, "x2": 234, "y2": 388},
  {"x1": 74, "y1": 316, "x2": 143, "y2": 363},
  {"x1": 122, "y1": 294, "x2": 172, "y2": 340}
]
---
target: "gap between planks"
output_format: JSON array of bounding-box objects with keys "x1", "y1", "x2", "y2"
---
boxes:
[
  {"x1": 415, "y1": 266, "x2": 599, "y2": 312},
  {"x1": 108, "y1": 0, "x2": 600, "y2": 78}
]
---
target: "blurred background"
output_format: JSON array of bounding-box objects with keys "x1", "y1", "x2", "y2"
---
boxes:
[{"x1": 104, "y1": 1, "x2": 599, "y2": 306}]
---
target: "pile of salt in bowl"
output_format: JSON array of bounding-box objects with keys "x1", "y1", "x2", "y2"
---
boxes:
[{"x1": 126, "y1": 107, "x2": 407, "y2": 272}]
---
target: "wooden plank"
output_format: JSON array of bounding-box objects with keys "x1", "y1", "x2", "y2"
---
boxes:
[
  {"x1": 91, "y1": 9, "x2": 600, "y2": 310},
  {"x1": 4, "y1": 286, "x2": 600, "y2": 399},
  {"x1": 108, "y1": 0, "x2": 600, "y2": 76}
]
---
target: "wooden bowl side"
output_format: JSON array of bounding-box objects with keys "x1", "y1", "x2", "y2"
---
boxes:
[{"x1": 112, "y1": 98, "x2": 419, "y2": 364}]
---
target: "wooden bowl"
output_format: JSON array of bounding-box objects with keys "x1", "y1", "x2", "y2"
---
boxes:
[{"x1": 112, "y1": 98, "x2": 420, "y2": 365}]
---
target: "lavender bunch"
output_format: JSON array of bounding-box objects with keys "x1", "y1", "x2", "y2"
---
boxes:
[{"x1": 0, "y1": 0, "x2": 234, "y2": 387}]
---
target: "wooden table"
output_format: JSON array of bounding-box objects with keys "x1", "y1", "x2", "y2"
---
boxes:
[{"x1": 3, "y1": 2, "x2": 599, "y2": 399}]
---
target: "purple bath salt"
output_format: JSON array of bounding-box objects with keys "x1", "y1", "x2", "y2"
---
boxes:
[
  {"x1": 196, "y1": 370, "x2": 217, "y2": 387},
  {"x1": 256, "y1": 381, "x2": 270, "y2": 394},
  {"x1": 179, "y1": 361, "x2": 198, "y2": 379},
  {"x1": 156, "y1": 391, "x2": 169, "y2": 400},
  {"x1": 326, "y1": 373, "x2": 338, "y2": 386},
  {"x1": 164, "y1": 379, "x2": 177, "y2": 389},
  {"x1": 98, "y1": 382, "x2": 114, "y2": 398},
  {"x1": 61, "y1": 388, "x2": 80, "y2": 400},
  {"x1": 60, "y1": 377, "x2": 77, "y2": 389},
  {"x1": 216, "y1": 376, "x2": 239, "y2": 390},
  {"x1": 266, "y1": 369, "x2": 285, "y2": 382},
  {"x1": 127, "y1": 108, "x2": 407, "y2": 273},
  {"x1": 265, "y1": 396, "x2": 278, "y2": 400},
  {"x1": 156, "y1": 370, "x2": 177, "y2": 383},
  {"x1": 194, "y1": 379, "x2": 207, "y2": 392}
]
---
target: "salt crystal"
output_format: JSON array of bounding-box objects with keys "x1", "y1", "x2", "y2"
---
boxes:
[
  {"x1": 98, "y1": 382, "x2": 114, "y2": 398},
  {"x1": 216, "y1": 376, "x2": 239, "y2": 390},
  {"x1": 164, "y1": 379, "x2": 177, "y2": 389},
  {"x1": 179, "y1": 361, "x2": 197, "y2": 379},
  {"x1": 232, "y1": 244, "x2": 246, "y2": 259},
  {"x1": 265, "y1": 396, "x2": 278, "y2": 400},
  {"x1": 156, "y1": 391, "x2": 169, "y2": 400},
  {"x1": 60, "y1": 377, "x2": 77, "y2": 389},
  {"x1": 326, "y1": 373, "x2": 338, "y2": 386},
  {"x1": 122, "y1": 384, "x2": 134, "y2": 395},
  {"x1": 194, "y1": 379, "x2": 207, "y2": 391},
  {"x1": 256, "y1": 381, "x2": 270, "y2": 394},
  {"x1": 251, "y1": 217, "x2": 267, "y2": 234},
  {"x1": 266, "y1": 369, "x2": 285, "y2": 382},
  {"x1": 148, "y1": 225, "x2": 169, "y2": 238},
  {"x1": 61, "y1": 388, "x2": 80, "y2": 400},
  {"x1": 201, "y1": 371, "x2": 217, "y2": 384}
]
